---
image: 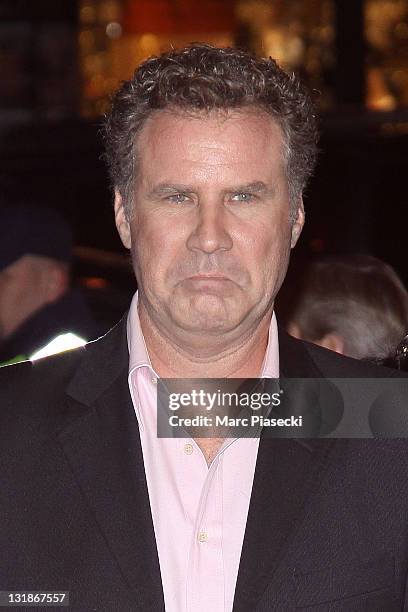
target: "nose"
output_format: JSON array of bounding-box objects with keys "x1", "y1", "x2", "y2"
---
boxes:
[{"x1": 186, "y1": 203, "x2": 233, "y2": 254}]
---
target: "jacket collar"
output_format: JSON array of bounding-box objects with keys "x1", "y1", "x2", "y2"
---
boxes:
[
  {"x1": 278, "y1": 325, "x2": 324, "y2": 378},
  {"x1": 66, "y1": 315, "x2": 129, "y2": 407}
]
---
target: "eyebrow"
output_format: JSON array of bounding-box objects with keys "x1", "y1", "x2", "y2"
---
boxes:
[
  {"x1": 147, "y1": 184, "x2": 196, "y2": 199},
  {"x1": 147, "y1": 181, "x2": 273, "y2": 198},
  {"x1": 227, "y1": 181, "x2": 271, "y2": 195}
]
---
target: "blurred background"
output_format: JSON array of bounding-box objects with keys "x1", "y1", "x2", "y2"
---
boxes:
[{"x1": 1, "y1": 0, "x2": 407, "y2": 330}]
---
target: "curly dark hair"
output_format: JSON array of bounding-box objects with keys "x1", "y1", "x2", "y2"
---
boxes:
[{"x1": 103, "y1": 43, "x2": 319, "y2": 217}]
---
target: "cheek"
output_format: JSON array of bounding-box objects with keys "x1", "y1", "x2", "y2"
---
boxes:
[
  {"x1": 131, "y1": 217, "x2": 185, "y2": 280},
  {"x1": 246, "y1": 220, "x2": 292, "y2": 285},
  {"x1": 246, "y1": 217, "x2": 291, "y2": 259},
  {"x1": 132, "y1": 216, "x2": 164, "y2": 260}
]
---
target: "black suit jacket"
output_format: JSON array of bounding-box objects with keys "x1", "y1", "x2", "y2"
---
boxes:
[{"x1": 1, "y1": 317, "x2": 408, "y2": 611}]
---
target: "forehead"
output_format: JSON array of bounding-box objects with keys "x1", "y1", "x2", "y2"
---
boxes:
[{"x1": 135, "y1": 108, "x2": 286, "y2": 183}]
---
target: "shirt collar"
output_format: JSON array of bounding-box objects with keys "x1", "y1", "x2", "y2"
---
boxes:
[
  {"x1": 260, "y1": 311, "x2": 280, "y2": 378},
  {"x1": 127, "y1": 292, "x2": 154, "y2": 372}
]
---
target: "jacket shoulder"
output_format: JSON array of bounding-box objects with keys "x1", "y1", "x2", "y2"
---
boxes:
[
  {"x1": 281, "y1": 330, "x2": 404, "y2": 378},
  {"x1": 0, "y1": 317, "x2": 128, "y2": 421},
  {"x1": 305, "y1": 340, "x2": 403, "y2": 377},
  {"x1": 1, "y1": 340, "x2": 84, "y2": 379}
]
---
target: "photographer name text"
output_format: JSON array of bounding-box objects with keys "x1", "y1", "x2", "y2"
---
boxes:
[{"x1": 168, "y1": 414, "x2": 303, "y2": 428}]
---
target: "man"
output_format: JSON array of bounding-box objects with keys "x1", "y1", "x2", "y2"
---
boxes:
[
  {"x1": 0, "y1": 206, "x2": 98, "y2": 365},
  {"x1": 1, "y1": 45, "x2": 408, "y2": 611}
]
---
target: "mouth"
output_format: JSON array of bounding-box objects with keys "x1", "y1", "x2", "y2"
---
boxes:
[
  {"x1": 182, "y1": 274, "x2": 234, "y2": 293},
  {"x1": 188, "y1": 273, "x2": 230, "y2": 281}
]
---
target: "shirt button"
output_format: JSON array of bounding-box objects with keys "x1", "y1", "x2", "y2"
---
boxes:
[
  {"x1": 151, "y1": 377, "x2": 157, "y2": 384},
  {"x1": 184, "y1": 443, "x2": 193, "y2": 455},
  {"x1": 198, "y1": 531, "x2": 208, "y2": 543}
]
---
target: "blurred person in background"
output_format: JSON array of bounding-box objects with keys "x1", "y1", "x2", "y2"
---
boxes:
[
  {"x1": 278, "y1": 254, "x2": 408, "y2": 364},
  {"x1": 0, "y1": 205, "x2": 99, "y2": 365}
]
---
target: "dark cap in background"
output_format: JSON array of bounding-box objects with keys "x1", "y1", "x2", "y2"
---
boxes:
[{"x1": 0, "y1": 205, "x2": 73, "y2": 272}]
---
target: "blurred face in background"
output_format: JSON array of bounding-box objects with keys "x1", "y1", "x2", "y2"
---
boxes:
[
  {"x1": 115, "y1": 108, "x2": 304, "y2": 346},
  {"x1": 0, "y1": 255, "x2": 65, "y2": 340}
]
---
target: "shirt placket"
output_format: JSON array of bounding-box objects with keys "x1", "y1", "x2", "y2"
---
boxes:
[{"x1": 187, "y1": 451, "x2": 225, "y2": 612}]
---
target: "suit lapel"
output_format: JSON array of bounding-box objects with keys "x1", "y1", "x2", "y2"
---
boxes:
[
  {"x1": 233, "y1": 329, "x2": 335, "y2": 611},
  {"x1": 58, "y1": 318, "x2": 165, "y2": 611}
]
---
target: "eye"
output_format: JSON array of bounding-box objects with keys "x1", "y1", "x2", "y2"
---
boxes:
[
  {"x1": 230, "y1": 192, "x2": 255, "y2": 202},
  {"x1": 166, "y1": 193, "x2": 190, "y2": 204}
]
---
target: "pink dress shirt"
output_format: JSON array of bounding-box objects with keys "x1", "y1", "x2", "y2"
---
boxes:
[{"x1": 127, "y1": 293, "x2": 279, "y2": 611}]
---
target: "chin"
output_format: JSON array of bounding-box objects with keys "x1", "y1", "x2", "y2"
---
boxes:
[{"x1": 170, "y1": 294, "x2": 242, "y2": 334}]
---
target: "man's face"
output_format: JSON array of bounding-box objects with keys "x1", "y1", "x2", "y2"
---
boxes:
[
  {"x1": 0, "y1": 255, "x2": 59, "y2": 341},
  {"x1": 115, "y1": 108, "x2": 304, "y2": 338},
  {"x1": 0, "y1": 256, "x2": 41, "y2": 340}
]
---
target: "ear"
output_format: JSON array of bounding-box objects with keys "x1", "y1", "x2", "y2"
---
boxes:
[
  {"x1": 290, "y1": 198, "x2": 305, "y2": 248},
  {"x1": 114, "y1": 189, "x2": 132, "y2": 249}
]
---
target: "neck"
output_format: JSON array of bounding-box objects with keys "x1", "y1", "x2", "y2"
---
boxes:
[{"x1": 138, "y1": 300, "x2": 272, "y2": 379}]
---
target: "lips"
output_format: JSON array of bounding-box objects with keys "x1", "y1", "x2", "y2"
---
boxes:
[{"x1": 188, "y1": 273, "x2": 229, "y2": 280}]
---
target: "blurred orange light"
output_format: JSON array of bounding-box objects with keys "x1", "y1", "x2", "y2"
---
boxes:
[{"x1": 81, "y1": 277, "x2": 109, "y2": 289}]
